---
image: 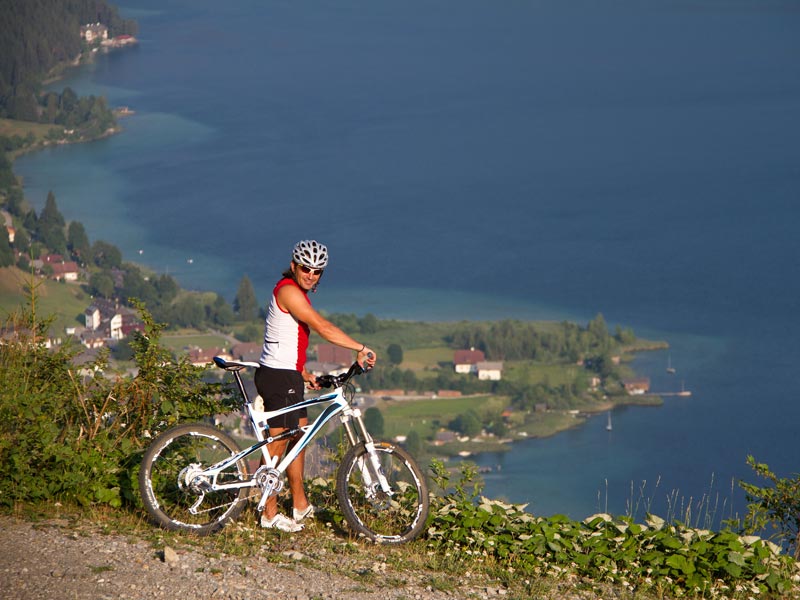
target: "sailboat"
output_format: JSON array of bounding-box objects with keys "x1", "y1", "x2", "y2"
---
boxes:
[
  {"x1": 606, "y1": 411, "x2": 613, "y2": 431},
  {"x1": 666, "y1": 355, "x2": 676, "y2": 374}
]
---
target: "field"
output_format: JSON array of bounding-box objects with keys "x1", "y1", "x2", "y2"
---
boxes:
[
  {"x1": 159, "y1": 331, "x2": 231, "y2": 354},
  {"x1": 375, "y1": 394, "x2": 507, "y2": 440},
  {"x1": 0, "y1": 267, "x2": 90, "y2": 332},
  {"x1": 0, "y1": 118, "x2": 57, "y2": 159}
]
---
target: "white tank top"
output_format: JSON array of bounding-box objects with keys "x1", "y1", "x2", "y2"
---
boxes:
[{"x1": 258, "y1": 278, "x2": 310, "y2": 371}]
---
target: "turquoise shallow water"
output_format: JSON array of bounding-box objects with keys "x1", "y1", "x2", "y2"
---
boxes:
[{"x1": 14, "y1": 0, "x2": 800, "y2": 519}]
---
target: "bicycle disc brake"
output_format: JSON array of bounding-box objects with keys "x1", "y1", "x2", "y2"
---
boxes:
[
  {"x1": 357, "y1": 456, "x2": 393, "y2": 509},
  {"x1": 178, "y1": 463, "x2": 212, "y2": 515}
]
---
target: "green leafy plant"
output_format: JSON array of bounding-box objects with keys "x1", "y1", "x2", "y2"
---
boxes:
[
  {"x1": 0, "y1": 291, "x2": 234, "y2": 509},
  {"x1": 426, "y1": 460, "x2": 797, "y2": 598},
  {"x1": 738, "y1": 455, "x2": 800, "y2": 559}
]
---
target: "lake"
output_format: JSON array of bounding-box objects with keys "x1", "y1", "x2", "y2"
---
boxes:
[{"x1": 15, "y1": 0, "x2": 800, "y2": 520}]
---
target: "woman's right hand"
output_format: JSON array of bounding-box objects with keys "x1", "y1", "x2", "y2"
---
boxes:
[{"x1": 358, "y1": 346, "x2": 377, "y2": 369}]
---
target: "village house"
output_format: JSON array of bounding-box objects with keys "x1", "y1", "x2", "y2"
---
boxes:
[
  {"x1": 0, "y1": 327, "x2": 62, "y2": 349},
  {"x1": 49, "y1": 260, "x2": 80, "y2": 282},
  {"x1": 305, "y1": 361, "x2": 348, "y2": 377},
  {"x1": 80, "y1": 23, "x2": 108, "y2": 44},
  {"x1": 188, "y1": 346, "x2": 231, "y2": 367},
  {"x1": 623, "y1": 378, "x2": 651, "y2": 395},
  {"x1": 433, "y1": 430, "x2": 459, "y2": 446},
  {"x1": 316, "y1": 343, "x2": 353, "y2": 366},
  {"x1": 230, "y1": 342, "x2": 261, "y2": 363},
  {"x1": 453, "y1": 348, "x2": 485, "y2": 374},
  {"x1": 476, "y1": 360, "x2": 504, "y2": 381},
  {"x1": 29, "y1": 254, "x2": 81, "y2": 282},
  {"x1": 83, "y1": 299, "x2": 141, "y2": 343}
]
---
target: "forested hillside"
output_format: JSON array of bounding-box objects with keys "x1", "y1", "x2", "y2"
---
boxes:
[{"x1": 0, "y1": 0, "x2": 137, "y2": 121}]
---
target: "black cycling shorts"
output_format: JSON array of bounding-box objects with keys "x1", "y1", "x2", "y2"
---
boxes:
[{"x1": 254, "y1": 366, "x2": 307, "y2": 430}]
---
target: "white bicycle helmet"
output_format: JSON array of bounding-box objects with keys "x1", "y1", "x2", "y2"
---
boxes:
[{"x1": 292, "y1": 240, "x2": 329, "y2": 269}]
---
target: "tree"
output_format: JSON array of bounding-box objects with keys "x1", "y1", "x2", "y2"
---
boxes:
[
  {"x1": 37, "y1": 191, "x2": 67, "y2": 253},
  {"x1": 40, "y1": 191, "x2": 65, "y2": 227},
  {"x1": 233, "y1": 275, "x2": 258, "y2": 321},
  {"x1": 450, "y1": 411, "x2": 482, "y2": 438},
  {"x1": 387, "y1": 343, "x2": 403, "y2": 366},
  {"x1": 12, "y1": 227, "x2": 30, "y2": 254},
  {"x1": 208, "y1": 294, "x2": 234, "y2": 327},
  {"x1": 587, "y1": 313, "x2": 610, "y2": 351},
  {"x1": 173, "y1": 296, "x2": 205, "y2": 329},
  {"x1": 92, "y1": 240, "x2": 122, "y2": 269},
  {"x1": 121, "y1": 266, "x2": 157, "y2": 307},
  {"x1": 363, "y1": 407, "x2": 384, "y2": 437},
  {"x1": 0, "y1": 227, "x2": 13, "y2": 267},
  {"x1": 358, "y1": 313, "x2": 379, "y2": 334},
  {"x1": 153, "y1": 274, "x2": 179, "y2": 304},
  {"x1": 89, "y1": 271, "x2": 115, "y2": 298},
  {"x1": 67, "y1": 221, "x2": 91, "y2": 264},
  {"x1": 405, "y1": 430, "x2": 422, "y2": 456}
]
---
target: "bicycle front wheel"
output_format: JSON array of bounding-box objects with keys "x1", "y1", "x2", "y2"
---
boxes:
[
  {"x1": 336, "y1": 441, "x2": 429, "y2": 544},
  {"x1": 139, "y1": 423, "x2": 250, "y2": 535}
]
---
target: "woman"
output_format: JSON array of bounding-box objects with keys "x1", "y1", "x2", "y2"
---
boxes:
[{"x1": 254, "y1": 239, "x2": 377, "y2": 532}]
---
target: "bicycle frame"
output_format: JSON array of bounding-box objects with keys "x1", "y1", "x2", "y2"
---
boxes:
[{"x1": 197, "y1": 357, "x2": 390, "y2": 514}]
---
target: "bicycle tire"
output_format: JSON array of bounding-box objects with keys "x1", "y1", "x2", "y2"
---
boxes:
[
  {"x1": 336, "y1": 441, "x2": 429, "y2": 544},
  {"x1": 139, "y1": 423, "x2": 250, "y2": 535}
]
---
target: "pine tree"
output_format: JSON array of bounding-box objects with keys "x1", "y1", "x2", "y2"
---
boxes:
[
  {"x1": 233, "y1": 275, "x2": 258, "y2": 321},
  {"x1": 67, "y1": 221, "x2": 90, "y2": 264}
]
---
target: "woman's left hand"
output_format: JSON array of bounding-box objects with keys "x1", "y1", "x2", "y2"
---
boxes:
[{"x1": 302, "y1": 369, "x2": 320, "y2": 390}]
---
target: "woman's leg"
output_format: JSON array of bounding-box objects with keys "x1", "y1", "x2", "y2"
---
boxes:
[
  {"x1": 284, "y1": 417, "x2": 310, "y2": 513},
  {"x1": 262, "y1": 416, "x2": 310, "y2": 519},
  {"x1": 262, "y1": 432, "x2": 288, "y2": 520}
]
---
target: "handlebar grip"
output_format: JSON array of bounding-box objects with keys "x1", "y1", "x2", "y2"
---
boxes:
[{"x1": 359, "y1": 351, "x2": 375, "y2": 373}]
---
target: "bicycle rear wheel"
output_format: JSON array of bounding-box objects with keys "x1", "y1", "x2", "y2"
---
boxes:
[
  {"x1": 139, "y1": 423, "x2": 250, "y2": 535},
  {"x1": 336, "y1": 441, "x2": 429, "y2": 544}
]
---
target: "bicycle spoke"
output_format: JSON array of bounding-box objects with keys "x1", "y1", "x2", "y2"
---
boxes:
[
  {"x1": 337, "y1": 443, "x2": 428, "y2": 544},
  {"x1": 140, "y1": 425, "x2": 249, "y2": 534}
]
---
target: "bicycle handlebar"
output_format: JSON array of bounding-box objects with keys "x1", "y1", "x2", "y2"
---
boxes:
[
  {"x1": 211, "y1": 353, "x2": 372, "y2": 390},
  {"x1": 315, "y1": 352, "x2": 373, "y2": 389}
]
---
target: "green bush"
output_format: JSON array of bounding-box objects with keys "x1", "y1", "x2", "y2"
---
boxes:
[
  {"x1": 0, "y1": 295, "x2": 235, "y2": 509},
  {"x1": 427, "y1": 460, "x2": 797, "y2": 598}
]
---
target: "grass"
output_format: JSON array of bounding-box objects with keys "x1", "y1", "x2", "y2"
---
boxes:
[
  {"x1": 160, "y1": 332, "x2": 232, "y2": 353},
  {"x1": 0, "y1": 266, "x2": 90, "y2": 332},
  {"x1": 0, "y1": 118, "x2": 59, "y2": 159},
  {"x1": 504, "y1": 360, "x2": 584, "y2": 388},
  {"x1": 0, "y1": 117, "x2": 55, "y2": 139},
  {"x1": 399, "y1": 347, "x2": 453, "y2": 371},
  {"x1": 376, "y1": 394, "x2": 508, "y2": 441}
]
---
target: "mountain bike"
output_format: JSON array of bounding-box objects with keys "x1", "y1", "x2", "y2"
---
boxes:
[{"x1": 138, "y1": 356, "x2": 429, "y2": 544}]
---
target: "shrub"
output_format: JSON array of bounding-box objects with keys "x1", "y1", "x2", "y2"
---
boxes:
[
  {"x1": 0, "y1": 293, "x2": 235, "y2": 509},
  {"x1": 427, "y1": 460, "x2": 797, "y2": 598}
]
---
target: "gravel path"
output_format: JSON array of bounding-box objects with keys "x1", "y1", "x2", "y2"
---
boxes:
[{"x1": 0, "y1": 515, "x2": 517, "y2": 600}]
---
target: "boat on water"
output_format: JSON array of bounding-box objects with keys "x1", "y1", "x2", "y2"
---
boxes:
[
  {"x1": 606, "y1": 411, "x2": 613, "y2": 431},
  {"x1": 666, "y1": 355, "x2": 676, "y2": 374}
]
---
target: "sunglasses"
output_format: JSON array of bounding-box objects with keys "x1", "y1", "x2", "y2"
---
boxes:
[{"x1": 298, "y1": 265, "x2": 324, "y2": 276}]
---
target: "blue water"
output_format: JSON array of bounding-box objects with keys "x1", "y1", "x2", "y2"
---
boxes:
[{"x1": 15, "y1": 0, "x2": 800, "y2": 521}]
